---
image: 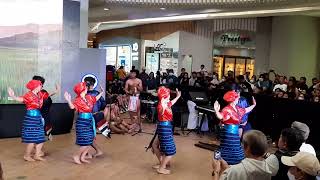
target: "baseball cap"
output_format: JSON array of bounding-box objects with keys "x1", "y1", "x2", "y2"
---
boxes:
[
  {"x1": 291, "y1": 121, "x2": 310, "y2": 141},
  {"x1": 281, "y1": 152, "x2": 320, "y2": 176}
]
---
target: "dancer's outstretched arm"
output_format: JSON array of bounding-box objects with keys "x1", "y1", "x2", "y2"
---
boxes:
[
  {"x1": 49, "y1": 83, "x2": 60, "y2": 97},
  {"x1": 95, "y1": 85, "x2": 104, "y2": 101},
  {"x1": 170, "y1": 88, "x2": 181, "y2": 106},
  {"x1": 245, "y1": 96, "x2": 256, "y2": 113},
  {"x1": 8, "y1": 87, "x2": 23, "y2": 102},
  {"x1": 64, "y1": 92, "x2": 75, "y2": 109},
  {"x1": 213, "y1": 101, "x2": 223, "y2": 120}
]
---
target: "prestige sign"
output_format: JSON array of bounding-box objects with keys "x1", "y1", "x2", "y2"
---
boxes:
[
  {"x1": 214, "y1": 31, "x2": 255, "y2": 48},
  {"x1": 221, "y1": 33, "x2": 251, "y2": 45}
]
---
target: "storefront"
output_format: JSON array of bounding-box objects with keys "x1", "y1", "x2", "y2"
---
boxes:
[
  {"x1": 145, "y1": 45, "x2": 179, "y2": 74},
  {"x1": 99, "y1": 37, "x2": 141, "y2": 72},
  {"x1": 213, "y1": 31, "x2": 256, "y2": 79}
]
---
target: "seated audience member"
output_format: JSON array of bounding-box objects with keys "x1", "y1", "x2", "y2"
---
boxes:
[
  {"x1": 281, "y1": 152, "x2": 320, "y2": 180},
  {"x1": 291, "y1": 121, "x2": 315, "y2": 156},
  {"x1": 272, "y1": 128, "x2": 304, "y2": 180},
  {"x1": 273, "y1": 76, "x2": 287, "y2": 92},
  {"x1": 212, "y1": 130, "x2": 279, "y2": 180}
]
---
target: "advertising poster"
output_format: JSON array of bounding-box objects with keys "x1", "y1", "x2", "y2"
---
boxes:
[
  {"x1": 117, "y1": 45, "x2": 131, "y2": 72},
  {"x1": 106, "y1": 46, "x2": 117, "y2": 66},
  {"x1": 146, "y1": 53, "x2": 159, "y2": 74}
]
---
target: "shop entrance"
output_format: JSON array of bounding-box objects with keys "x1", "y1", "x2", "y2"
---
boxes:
[{"x1": 213, "y1": 55, "x2": 255, "y2": 79}]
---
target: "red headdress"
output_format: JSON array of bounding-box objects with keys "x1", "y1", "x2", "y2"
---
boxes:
[
  {"x1": 26, "y1": 80, "x2": 42, "y2": 91},
  {"x1": 74, "y1": 82, "x2": 87, "y2": 96},
  {"x1": 157, "y1": 86, "x2": 170, "y2": 100},
  {"x1": 223, "y1": 90, "x2": 239, "y2": 102}
]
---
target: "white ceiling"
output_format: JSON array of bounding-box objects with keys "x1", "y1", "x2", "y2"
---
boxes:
[{"x1": 88, "y1": 0, "x2": 320, "y2": 32}]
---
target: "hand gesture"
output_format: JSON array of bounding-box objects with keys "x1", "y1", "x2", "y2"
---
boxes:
[
  {"x1": 8, "y1": 87, "x2": 15, "y2": 97},
  {"x1": 99, "y1": 85, "x2": 104, "y2": 93},
  {"x1": 214, "y1": 101, "x2": 220, "y2": 112},
  {"x1": 252, "y1": 96, "x2": 256, "y2": 106},
  {"x1": 64, "y1": 92, "x2": 71, "y2": 102},
  {"x1": 176, "y1": 88, "x2": 181, "y2": 98},
  {"x1": 55, "y1": 83, "x2": 61, "y2": 92}
]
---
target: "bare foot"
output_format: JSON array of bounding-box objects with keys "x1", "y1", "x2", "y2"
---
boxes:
[
  {"x1": 80, "y1": 158, "x2": 91, "y2": 164},
  {"x1": 73, "y1": 155, "x2": 82, "y2": 165},
  {"x1": 24, "y1": 156, "x2": 35, "y2": 162},
  {"x1": 34, "y1": 155, "x2": 46, "y2": 161},
  {"x1": 152, "y1": 164, "x2": 160, "y2": 169},
  {"x1": 39, "y1": 151, "x2": 45, "y2": 157},
  {"x1": 157, "y1": 168, "x2": 171, "y2": 175},
  {"x1": 86, "y1": 153, "x2": 93, "y2": 159},
  {"x1": 94, "y1": 151, "x2": 103, "y2": 158}
]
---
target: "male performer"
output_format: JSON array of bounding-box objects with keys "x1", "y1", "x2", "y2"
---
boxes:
[{"x1": 125, "y1": 70, "x2": 143, "y2": 131}]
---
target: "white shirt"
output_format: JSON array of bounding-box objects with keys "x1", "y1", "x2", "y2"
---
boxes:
[{"x1": 273, "y1": 84, "x2": 287, "y2": 92}]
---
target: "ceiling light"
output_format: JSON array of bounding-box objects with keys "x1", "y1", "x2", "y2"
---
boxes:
[
  {"x1": 104, "y1": 8, "x2": 110, "y2": 11},
  {"x1": 160, "y1": 7, "x2": 166, "y2": 10}
]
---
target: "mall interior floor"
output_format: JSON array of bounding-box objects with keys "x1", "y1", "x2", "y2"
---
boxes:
[{"x1": 0, "y1": 123, "x2": 212, "y2": 180}]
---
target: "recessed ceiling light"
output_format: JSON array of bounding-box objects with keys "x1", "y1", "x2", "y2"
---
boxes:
[
  {"x1": 104, "y1": 8, "x2": 110, "y2": 11},
  {"x1": 160, "y1": 7, "x2": 166, "y2": 10}
]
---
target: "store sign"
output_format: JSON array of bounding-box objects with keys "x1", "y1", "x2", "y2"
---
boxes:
[
  {"x1": 154, "y1": 43, "x2": 166, "y2": 53},
  {"x1": 131, "y1": 42, "x2": 139, "y2": 61},
  {"x1": 221, "y1": 33, "x2": 251, "y2": 45},
  {"x1": 214, "y1": 32, "x2": 255, "y2": 48}
]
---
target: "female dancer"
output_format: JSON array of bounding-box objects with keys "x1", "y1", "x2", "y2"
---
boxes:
[
  {"x1": 32, "y1": 75, "x2": 60, "y2": 141},
  {"x1": 64, "y1": 82, "x2": 104, "y2": 164},
  {"x1": 152, "y1": 86, "x2": 181, "y2": 175},
  {"x1": 8, "y1": 80, "x2": 46, "y2": 161},
  {"x1": 213, "y1": 90, "x2": 256, "y2": 165}
]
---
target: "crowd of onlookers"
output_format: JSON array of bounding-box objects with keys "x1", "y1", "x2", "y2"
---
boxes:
[
  {"x1": 107, "y1": 64, "x2": 320, "y2": 103},
  {"x1": 211, "y1": 121, "x2": 320, "y2": 180}
]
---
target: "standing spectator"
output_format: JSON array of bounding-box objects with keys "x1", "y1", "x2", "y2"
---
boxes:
[
  {"x1": 178, "y1": 68, "x2": 186, "y2": 82},
  {"x1": 194, "y1": 72, "x2": 204, "y2": 88},
  {"x1": 139, "y1": 67, "x2": 149, "y2": 91},
  {"x1": 116, "y1": 66, "x2": 127, "y2": 80},
  {"x1": 180, "y1": 72, "x2": 189, "y2": 87},
  {"x1": 161, "y1": 72, "x2": 168, "y2": 85},
  {"x1": 167, "y1": 69, "x2": 179, "y2": 89},
  {"x1": 297, "y1": 77, "x2": 309, "y2": 92},
  {"x1": 211, "y1": 73, "x2": 220, "y2": 85},
  {"x1": 273, "y1": 76, "x2": 288, "y2": 92},
  {"x1": 281, "y1": 152, "x2": 320, "y2": 180},
  {"x1": 199, "y1": 64, "x2": 207, "y2": 73},
  {"x1": 189, "y1": 72, "x2": 197, "y2": 86},
  {"x1": 211, "y1": 130, "x2": 279, "y2": 180},
  {"x1": 287, "y1": 79, "x2": 298, "y2": 99},
  {"x1": 272, "y1": 128, "x2": 304, "y2": 180},
  {"x1": 236, "y1": 75, "x2": 253, "y2": 93},
  {"x1": 147, "y1": 72, "x2": 157, "y2": 90},
  {"x1": 155, "y1": 71, "x2": 161, "y2": 87},
  {"x1": 307, "y1": 78, "x2": 319, "y2": 95}
]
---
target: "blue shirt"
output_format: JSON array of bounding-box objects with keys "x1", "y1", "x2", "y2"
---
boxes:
[{"x1": 87, "y1": 90, "x2": 106, "y2": 113}]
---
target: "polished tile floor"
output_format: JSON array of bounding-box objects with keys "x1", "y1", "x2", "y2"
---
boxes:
[{"x1": 0, "y1": 123, "x2": 212, "y2": 180}]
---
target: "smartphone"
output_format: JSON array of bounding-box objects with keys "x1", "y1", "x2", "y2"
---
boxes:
[{"x1": 213, "y1": 150, "x2": 221, "y2": 160}]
